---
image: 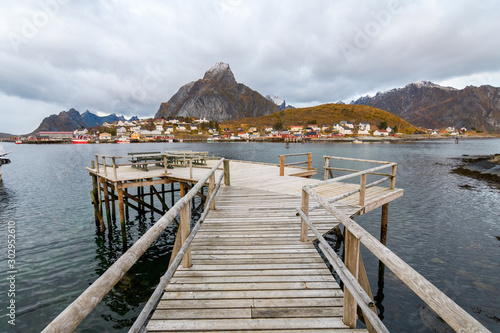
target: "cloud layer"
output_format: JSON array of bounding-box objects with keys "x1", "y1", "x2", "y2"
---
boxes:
[{"x1": 1, "y1": 0, "x2": 500, "y2": 133}]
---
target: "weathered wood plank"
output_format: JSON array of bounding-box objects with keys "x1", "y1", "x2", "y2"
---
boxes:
[
  {"x1": 157, "y1": 298, "x2": 344, "y2": 309},
  {"x1": 147, "y1": 317, "x2": 349, "y2": 331},
  {"x1": 166, "y1": 282, "x2": 340, "y2": 291},
  {"x1": 162, "y1": 289, "x2": 344, "y2": 299}
]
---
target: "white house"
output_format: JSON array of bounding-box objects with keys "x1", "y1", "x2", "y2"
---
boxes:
[
  {"x1": 165, "y1": 126, "x2": 174, "y2": 134},
  {"x1": 73, "y1": 128, "x2": 88, "y2": 136},
  {"x1": 339, "y1": 127, "x2": 353, "y2": 135},
  {"x1": 177, "y1": 124, "x2": 186, "y2": 131},
  {"x1": 373, "y1": 129, "x2": 389, "y2": 136},
  {"x1": 131, "y1": 126, "x2": 141, "y2": 132},
  {"x1": 340, "y1": 121, "x2": 354, "y2": 129},
  {"x1": 116, "y1": 127, "x2": 127, "y2": 135},
  {"x1": 264, "y1": 126, "x2": 273, "y2": 133},
  {"x1": 333, "y1": 124, "x2": 342, "y2": 131},
  {"x1": 386, "y1": 127, "x2": 393, "y2": 133},
  {"x1": 359, "y1": 122, "x2": 371, "y2": 131},
  {"x1": 357, "y1": 129, "x2": 370, "y2": 135},
  {"x1": 190, "y1": 124, "x2": 198, "y2": 131},
  {"x1": 194, "y1": 117, "x2": 209, "y2": 124},
  {"x1": 156, "y1": 125, "x2": 164, "y2": 132}
]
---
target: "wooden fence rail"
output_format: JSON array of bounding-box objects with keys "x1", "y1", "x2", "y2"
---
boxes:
[
  {"x1": 301, "y1": 184, "x2": 490, "y2": 333},
  {"x1": 41, "y1": 158, "x2": 225, "y2": 333},
  {"x1": 129, "y1": 170, "x2": 225, "y2": 333},
  {"x1": 279, "y1": 152, "x2": 312, "y2": 176}
]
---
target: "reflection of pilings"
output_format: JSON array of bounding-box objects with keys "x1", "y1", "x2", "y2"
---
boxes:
[{"x1": 92, "y1": 175, "x2": 204, "y2": 244}]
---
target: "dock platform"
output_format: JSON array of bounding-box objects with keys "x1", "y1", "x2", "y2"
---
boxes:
[{"x1": 42, "y1": 152, "x2": 490, "y2": 333}]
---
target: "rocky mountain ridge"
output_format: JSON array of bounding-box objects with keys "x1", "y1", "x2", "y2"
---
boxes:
[
  {"x1": 32, "y1": 109, "x2": 136, "y2": 133},
  {"x1": 352, "y1": 81, "x2": 500, "y2": 131},
  {"x1": 155, "y1": 62, "x2": 279, "y2": 121},
  {"x1": 265, "y1": 94, "x2": 295, "y2": 110}
]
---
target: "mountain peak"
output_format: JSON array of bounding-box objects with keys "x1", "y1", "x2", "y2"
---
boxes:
[
  {"x1": 410, "y1": 81, "x2": 457, "y2": 91},
  {"x1": 155, "y1": 63, "x2": 278, "y2": 122},
  {"x1": 203, "y1": 62, "x2": 236, "y2": 85}
]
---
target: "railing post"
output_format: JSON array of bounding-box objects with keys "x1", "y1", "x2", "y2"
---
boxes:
[
  {"x1": 102, "y1": 156, "x2": 107, "y2": 177},
  {"x1": 95, "y1": 155, "x2": 99, "y2": 174},
  {"x1": 343, "y1": 229, "x2": 360, "y2": 328},
  {"x1": 300, "y1": 188, "x2": 309, "y2": 242},
  {"x1": 279, "y1": 155, "x2": 285, "y2": 176},
  {"x1": 163, "y1": 154, "x2": 168, "y2": 174},
  {"x1": 189, "y1": 158, "x2": 193, "y2": 179},
  {"x1": 359, "y1": 173, "x2": 367, "y2": 206},
  {"x1": 112, "y1": 157, "x2": 117, "y2": 180},
  {"x1": 324, "y1": 156, "x2": 330, "y2": 180},
  {"x1": 307, "y1": 153, "x2": 312, "y2": 171},
  {"x1": 206, "y1": 173, "x2": 216, "y2": 210},
  {"x1": 390, "y1": 164, "x2": 397, "y2": 189},
  {"x1": 181, "y1": 200, "x2": 192, "y2": 268},
  {"x1": 224, "y1": 160, "x2": 231, "y2": 186}
]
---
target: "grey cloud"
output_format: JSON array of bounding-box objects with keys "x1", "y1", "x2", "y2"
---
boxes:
[{"x1": 1, "y1": 0, "x2": 500, "y2": 133}]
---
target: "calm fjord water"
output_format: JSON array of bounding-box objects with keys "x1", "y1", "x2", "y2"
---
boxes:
[{"x1": 1, "y1": 139, "x2": 499, "y2": 332}]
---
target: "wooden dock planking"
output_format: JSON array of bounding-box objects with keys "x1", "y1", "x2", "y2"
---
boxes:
[
  {"x1": 147, "y1": 186, "x2": 368, "y2": 332},
  {"x1": 86, "y1": 155, "x2": 403, "y2": 332}
]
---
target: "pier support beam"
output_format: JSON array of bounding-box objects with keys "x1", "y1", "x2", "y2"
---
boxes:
[{"x1": 116, "y1": 183, "x2": 126, "y2": 243}]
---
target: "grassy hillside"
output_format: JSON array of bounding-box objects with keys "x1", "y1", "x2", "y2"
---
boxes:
[{"x1": 221, "y1": 103, "x2": 419, "y2": 133}]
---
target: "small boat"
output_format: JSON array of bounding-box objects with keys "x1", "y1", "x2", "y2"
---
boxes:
[
  {"x1": 15, "y1": 137, "x2": 22, "y2": 144},
  {"x1": 72, "y1": 135, "x2": 91, "y2": 144},
  {"x1": 0, "y1": 145, "x2": 12, "y2": 181},
  {"x1": 116, "y1": 137, "x2": 130, "y2": 144},
  {"x1": 353, "y1": 139, "x2": 362, "y2": 144}
]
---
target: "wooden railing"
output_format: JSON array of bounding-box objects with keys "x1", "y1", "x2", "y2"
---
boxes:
[
  {"x1": 93, "y1": 151, "x2": 220, "y2": 181},
  {"x1": 316, "y1": 156, "x2": 397, "y2": 208},
  {"x1": 298, "y1": 182, "x2": 490, "y2": 332},
  {"x1": 278, "y1": 152, "x2": 312, "y2": 176},
  {"x1": 42, "y1": 158, "x2": 226, "y2": 333}
]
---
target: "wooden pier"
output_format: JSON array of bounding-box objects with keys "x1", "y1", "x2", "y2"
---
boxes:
[{"x1": 43, "y1": 152, "x2": 491, "y2": 333}]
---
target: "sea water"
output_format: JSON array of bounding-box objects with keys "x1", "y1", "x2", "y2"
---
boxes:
[{"x1": 0, "y1": 139, "x2": 499, "y2": 332}]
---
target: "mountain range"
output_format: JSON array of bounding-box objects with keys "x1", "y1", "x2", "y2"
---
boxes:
[
  {"x1": 32, "y1": 109, "x2": 137, "y2": 133},
  {"x1": 352, "y1": 81, "x2": 500, "y2": 132},
  {"x1": 155, "y1": 62, "x2": 279, "y2": 121}
]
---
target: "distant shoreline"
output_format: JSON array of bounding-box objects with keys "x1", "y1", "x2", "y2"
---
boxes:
[{"x1": 1, "y1": 134, "x2": 499, "y2": 144}]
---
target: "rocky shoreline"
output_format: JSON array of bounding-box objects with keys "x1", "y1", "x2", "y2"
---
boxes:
[{"x1": 453, "y1": 154, "x2": 500, "y2": 183}]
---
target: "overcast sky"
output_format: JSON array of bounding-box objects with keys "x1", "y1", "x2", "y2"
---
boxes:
[{"x1": 1, "y1": 0, "x2": 500, "y2": 134}]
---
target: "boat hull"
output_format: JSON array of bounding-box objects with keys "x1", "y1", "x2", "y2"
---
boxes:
[{"x1": 72, "y1": 139, "x2": 89, "y2": 144}]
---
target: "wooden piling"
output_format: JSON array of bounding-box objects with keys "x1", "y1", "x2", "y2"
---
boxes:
[
  {"x1": 116, "y1": 183, "x2": 126, "y2": 242},
  {"x1": 103, "y1": 182, "x2": 112, "y2": 228}
]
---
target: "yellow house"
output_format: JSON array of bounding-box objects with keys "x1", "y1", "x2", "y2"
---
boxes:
[{"x1": 131, "y1": 132, "x2": 140, "y2": 140}]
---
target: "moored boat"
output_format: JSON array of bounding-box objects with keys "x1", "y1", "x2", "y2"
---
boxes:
[
  {"x1": 116, "y1": 137, "x2": 130, "y2": 144},
  {"x1": 72, "y1": 135, "x2": 91, "y2": 144},
  {"x1": 15, "y1": 137, "x2": 22, "y2": 144}
]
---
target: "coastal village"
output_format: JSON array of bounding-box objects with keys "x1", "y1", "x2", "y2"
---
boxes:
[{"x1": 9, "y1": 116, "x2": 468, "y2": 144}]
